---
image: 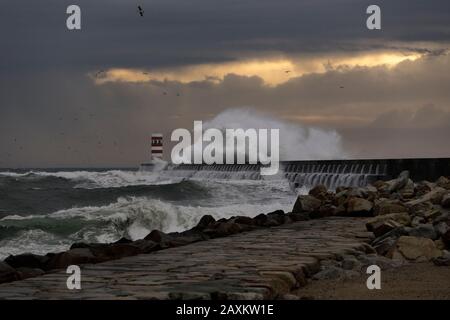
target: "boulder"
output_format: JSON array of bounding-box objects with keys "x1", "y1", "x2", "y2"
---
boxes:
[
  {"x1": 442, "y1": 193, "x2": 450, "y2": 208},
  {"x1": 312, "y1": 266, "x2": 344, "y2": 280},
  {"x1": 372, "y1": 180, "x2": 388, "y2": 191},
  {"x1": 231, "y1": 216, "x2": 255, "y2": 226},
  {"x1": 308, "y1": 184, "x2": 328, "y2": 200},
  {"x1": 389, "y1": 236, "x2": 442, "y2": 261},
  {"x1": 144, "y1": 230, "x2": 171, "y2": 243},
  {"x1": 4, "y1": 253, "x2": 50, "y2": 270},
  {"x1": 406, "y1": 187, "x2": 447, "y2": 207},
  {"x1": 114, "y1": 237, "x2": 133, "y2": 244},
  {"x1": 292, "y1": 195, "x2": 322, "y2": 213},
  {"x1": 203, "y1": 221, "x2": 243, "y2": 238},
  {"x1": 373, "y1": 199, "x2": 407, "y2": 216},
  {"x1": 387, "y1": 171, "x2": 410, "y2": 193},
  {"x1": 253, "y1": 213, "x2": 282, "y2": 227},
  {"x1": 367, "y1": 212, "x2": 411, "y2": 230},
  {"x1": 399, "y1": 179, "x2": 415, "y2": 198},
  {"x1": 411, "y1": 216, "x2": 425, "y2": 227},
  {"x1": 0, "y1": 262, "x2": 19, "y2": 284},
  {"x1": 433, "y1": 250, "x2": 450, "y2": 266},
  {"x1": 16, "y1": 267, "x2": 45, "y2": 280},
  {"x1": 372, "y1": 236, "x2": 397, "y2": 256},
  {"x1": 346, "y1": 197, "x2": 373, "y2": 216},
  {"x1": 371, "y1": 220, "x2": 403, "y2": 238},
  {"x1": 194, "y1": 215, "x2": 216, "y2": 230},
  {"x1": 46, "y1": 248, "x2": 99, "y2": 270},
  {"x1": 436, "y1": 176, "x2": 450, "y2": 190},
  {"x1": 434, "y1": 222, "x2": 449, "y2": 237},
  {"x1": 407, "y1": 224, "x2": 438, "y2": 240}
]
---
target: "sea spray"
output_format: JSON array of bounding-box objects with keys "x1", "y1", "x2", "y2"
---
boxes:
[{"x1": 198, "y1": 108, "x2": 346, "y2": 161}]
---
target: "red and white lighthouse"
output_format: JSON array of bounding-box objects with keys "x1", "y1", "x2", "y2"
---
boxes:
[{"x1": 151, "y1": 133, "x2": 163, "y2": 160}]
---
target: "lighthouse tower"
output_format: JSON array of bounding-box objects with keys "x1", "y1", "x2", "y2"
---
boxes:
[{"x1": 151, "y1": 133, "x2": 163, "y2": 161}]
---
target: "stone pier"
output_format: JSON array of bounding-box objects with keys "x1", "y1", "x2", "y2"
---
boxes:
[{"x1": 0, "y1": 217, "x2": 372, "y2": 299}]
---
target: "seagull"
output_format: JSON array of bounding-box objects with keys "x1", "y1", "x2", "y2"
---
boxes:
[
  {"x1": 138, "y1": 5, "x2": 144, "y2": 17},
  {"x1": 95, "y1": 70, "x2": 105, "y2": 78}
]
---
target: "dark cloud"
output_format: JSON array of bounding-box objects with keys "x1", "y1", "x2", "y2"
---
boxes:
[
  {"x1": 1, "y1": 0, "x2": 449, "y2": 73},
  {"x1": 1, "y1": 0, "x2": 450, "y2": 166}
]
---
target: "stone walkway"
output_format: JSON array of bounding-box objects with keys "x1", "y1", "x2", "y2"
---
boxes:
[{"x1": 0, "y1": 217, "x2": 372, "y2": 299}]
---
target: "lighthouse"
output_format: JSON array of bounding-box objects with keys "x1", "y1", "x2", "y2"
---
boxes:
[
  {"x1": 151, "y1": 133, "x2": 163, "y2": 160},
  {"x1": 139, "y1": 133, "x2": 166, "y2": 171}
]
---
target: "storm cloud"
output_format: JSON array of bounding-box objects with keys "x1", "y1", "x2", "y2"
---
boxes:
[{"x1": 0, "y1": 0, "x2": 449, "y2": 167}]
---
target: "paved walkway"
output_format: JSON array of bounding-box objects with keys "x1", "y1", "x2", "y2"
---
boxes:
[{"x1": 0, "y1": 217, "x2": 372, "y2": 299}]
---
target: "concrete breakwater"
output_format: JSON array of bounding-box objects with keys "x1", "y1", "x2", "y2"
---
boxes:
[{"x1": 165, "y1": 158, "x2": 450, "y2": 189}]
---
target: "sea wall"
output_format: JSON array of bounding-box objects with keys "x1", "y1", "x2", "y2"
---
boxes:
[{"x1": 169, "y1": 158, "x2": 450, "y2": 183}]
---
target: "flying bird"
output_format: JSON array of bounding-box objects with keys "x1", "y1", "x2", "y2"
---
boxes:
[
  {"x1": 95, "y1": 70, "x2": 105, "y2": 78},
  {"x1": 138, "y1": 5, "x2": 144, "y2": 17},
  {"x1": 285, "y1": 70, "x2": 291, "y2": 74},
  {"x1": 339, "y1": 86, "x2": 345, "y2": 89}
]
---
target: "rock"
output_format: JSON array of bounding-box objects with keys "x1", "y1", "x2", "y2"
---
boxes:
[
  {"x1": 406, "y1": 187, "x2": 447, "y2": 207},
  {"x1": 432, "y1": 250, "x2": 450, "y2": 266},
  {"x1": 253, "y1": 213, "x2": 281, "y2": 227},
  {"x1": 346, "y1": 197, "x2": 373, "y2": 216},
  {"x1": 144, "y1": 230, "x2": 171, "y2": 243},
  {"x1": 415, "y1": 182, "x2": 433, "y2": 197},
  {"x1": 312, "y1": 266, "x2": 344, "y2": 280},
  {"x1": 16, "y1": 267, "x2": 45, "y2": 280},
  {"x1": 372, "y1": 180, "x2": 388, "y2": 191},
  {"x1": 373, "y1": 199, "x2": 407, "y2": 216},
  {"x1": 407, "y1": 224, "x2": 438, "y2": 240},
  {"x1": 434, "y1": 222, "x2": 449, "y2": 237},
  {"x1": 357, "y1": 253, "x2": 403, "y2": 270},
  {"x1": 399, "y1": 179, "x2": 415, "y2": 198},
  {"x1": 372, "y1": 236, "x2": 397, "y2": 256},
  {"x1": 387, "y1": 171, "x2": 410, "y2": 193},
  {"x1": 436, "y1": 176, "x2": 450, "y2": 190},
  {"x1": 308, "y1": 184, "x2": 328, "y2": 200},
  {"x1": 194, "y1": 215, "x2": 216, "y2": 230},
  {"x1": 370, "y1": 220, "x2": 403, "y2": 238},
  {"x1": 114, "y1": 237, "x2": 133, "y2": 244},
  {"x1": 434, "y1": 239, "x2": 446, "y2": 250},
  {"x1": 231, "y1": 216, "x2": 255, "y2": 226},
  {"x1": 292, "y1": 195, "x2": 322, "y2": 213},
  {"x1": 366, "y1": 212, "x2": 411, "y2": 230},
  {"x1": 266, "y1": 210, "x2": 288, "y2": 225},
  {"x1": 442, "y1": 193, "x2": 450, "y2": 208},
  {"x1": 389, "y1": 236, "x2": 442, "y2": 261},
  {"x1": 4, "y1": 253, "x2": 50, "y2": 270},
  {"x1": 341, "y1": 256, "x2": 360, "y2": 270},
  {"x1": 203, "y1": 221, "x2": 243, "y2": 238},
  {"x1": 411, "y1": 216, "x2": 425, "y2": 227},
  {"x1": 46, "y1": 248, "x2": 99, "y2": 270},
  {"x1": 0, "y1": 262, "x2": 19, "y2": 284}
]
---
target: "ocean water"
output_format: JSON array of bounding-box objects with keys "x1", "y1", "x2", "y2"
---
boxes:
[{"x1": 0, "y1": 168, "x2": 299, "y2": 260}]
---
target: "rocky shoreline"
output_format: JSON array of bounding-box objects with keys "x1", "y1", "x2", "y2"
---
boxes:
[{"x1": 1, "y1": 171, "x2": 449, "y2": 288}]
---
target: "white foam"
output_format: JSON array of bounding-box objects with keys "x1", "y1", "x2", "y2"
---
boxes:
[{"x1": 0, "y1": 170, "x2": 180, "y2": 189}]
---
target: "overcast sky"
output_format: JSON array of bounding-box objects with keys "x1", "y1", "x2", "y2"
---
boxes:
[{"x1": 0, "y1": 0, "x2": 449, "y2": 167}]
